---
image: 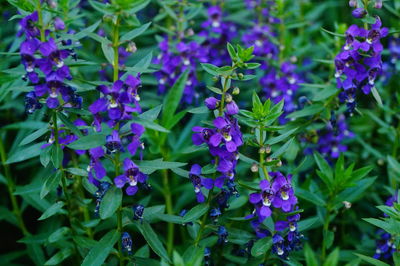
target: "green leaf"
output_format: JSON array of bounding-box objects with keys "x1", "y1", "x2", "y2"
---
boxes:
[
  {"x1": 304, "y1": 244, "x2": 318, "y2": 266},
  {"x1": 183, "y1": 203, "x2": 209, "y2": 223},
  {"x1": 38, "y1": 201, "x2": 66, "y2": 220},
  {"x1": 270, "y1": 137, "x2": 294, "y2": 158},
  {"x1": 6, "y1": 142, "x2": 44, "y2": 164},
  {"x1": 120, "y1": 22, "x2": 152, "y2": 42},
  {"x1": 51, "y1": 144, "x2": 63, "y2": 168},
  {"x1": 296, "y1": 188, "x2": 326, "y2": 206},
  {"x1": 40, "y1": 171, "x2": 62, "y2": 199},
  {"x1": 66, "y1": 168, "x2": 88, "y2": 177},
  {"x1": 139, "y1": 104, "x2": 162, "y2": 121},
  {"x1": 99, "y1": 187, "x2": 122, "y2": 220},
  {"x1": 207, "y1": 86, "x2": 223, "y2": 95},
  {"x1": 298, "y1": 216, "x2": 320, "y2": 231},
  {"x1": 266, "y1": 128, "x2": 297, "y2": 145},
  {"x1": 227, "y1": 42, "x2": 236, "y2": 60},
  {"x1": 354, "y1": 253, "x2": 390, "y2": 266},
  {"x1": 286, "y1": 104, "x2": 324, "y2": 119},
  {"x1": 44, "y1": 248, "x2": 73, "y2": 265},
  {"x1": 101, "y1": 40, "x2": 114, "y2": 65},
  {"x1": 323, "y1": 248, "x2": 339, "y2": 266},
  {"x1": 48, "y1": 227, "x2": 70, "y2": 243},
  {"x1": 73, "y1": 20, "x2": 101, "y2": 40},
  {"x1": 136, "y1": 221, "x2": 171, "y2": 263},
  {"x1": 201, "y1": 63, "x2": 219, "y2": 76},
  {"x1": 67, "y1": 134, "x2": 106, "y2": 150},
  {"x1": 58, "y1": 112, "x2": 83, "y2": 137},
  {"x1": 371, "y1": 86, "x2": 383, "y2": 106},
  {"x1": 136, "y1": 159, "x2": 187, "y2": 175},
  {"x1": 251, "y1": 237, "x2": 272, "y2": 257},
  {"x1": 161, "y1": 70, "x2": 189, "y2": 126},
  {"x1": 40, "y1": 145, "x2": 51, "y2": 167},
  {"x1": 314, "y1": 152, "x2": 333, "y2": 181},
  {"x1": 82, "y1": 230, "x2": 120, "y2": 266},
  {"x1": 388, "y1": 156, "x2": 400, "y2": 175},
  {"x1": 20, "y1": 127, "x2": 48, "y2": 146}
]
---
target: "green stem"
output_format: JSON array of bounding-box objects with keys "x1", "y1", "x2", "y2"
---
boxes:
[
  {"x1": 113, "y1": 16, "x2": 120, "y2": 82},
  {"x1": 36, "y1": 0, "x2": 46, "y2": 42},
  {"x1": 258, "y1": 126, "x2": 270, "y2": 181},
  {"x1": 52, "y1": 112, "x2": 80, "y2": 262},
  {"x1": 194, "y1": 70, "x2": 234, "y2": 246},
  {"x1": 0, "y1": 137, "x2": 29, "y2": 236},
  {"x1": 111, "y1": 14, "x2": 124, "y2": 265},
  {"x1": 162, "y1": 168, "x2": 174, "y2": 255}
]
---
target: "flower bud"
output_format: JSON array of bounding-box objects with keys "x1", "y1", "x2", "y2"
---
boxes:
[
  {"x1": 212, "y1": 76, "x2": 219, "y2": 82},
  {"x1": 225, "y1": 93, "x2": 233, "y2": 103},
  {"x1": 259, "y1": 147, "x2": 266, "y2": 154},
  {"x1": 250, "y1": 163, "x2": 259, "y2": 172},
  {"x1": 374, "y1": 0, "x2": 382, "y2": 8},
  {"x1": 265, "y1": 145, "x2": 271, "y2": 154},
  {"x1": 266, "y1": 157, "x2": 272, "y2": 162},
  {"x1": 276, "y1": 160, "x2": 282, "y2": 167},
  {"x1": 186, "y1": 28, "x2": 194, "y2": 36},
  {"x1": 342, "y1": 201, "x2": 352, "y2": 209},
  {"x1": 349, "y1": 0, "x2": 357, "y2": 7},
  {"x1": 205, "y1": 97, "x2": 219, "y2": 110},
  {"x1": 54, "y1": 17, "x2": 65, "y2": 31},
  {"x1": 352, "y1": 8, "x2": 367, "y2": 19},
  {"x1": 126, "y1": 42, "x2": 137, "y2": 53},
  {"x1": 238, "y1": 73, "x2": 244, "y2": 79},
  {"x1": 232, "y1": 87, "x2": 240, "y2": 95}
]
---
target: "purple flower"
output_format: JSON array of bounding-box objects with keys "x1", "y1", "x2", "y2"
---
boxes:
[
  {"x1": 127, "y1": 123, "x2": 145, "y2": 156},
  {"x1": 24, "y1": 91, "x2": 42, "y2": 114},
  {"x1": 205, "y1": 97, "x2": 219, "y2": 110},
  {"x1": 20, "y1": 12, "x2": 40, "y2": 38},
  {"x1": 242, "y1": 24, "x2": 278, "y2": 60},
  {"x1": 114, "y1": 158, "x2": 147, "y2": 195},
  {"x1": 88, "y1": 147, "x2": 106, "y2": 185},
  {"x1": 189, "y1": 164, "x2": 214, "y2": 203},
  {"x1": 132, "y1": 204, "x2": 145, "y2": 221},
  {"x1": 121, "y1": 232, "x2": 133, "y2": 254},
  {"x1": 247, "y1": 179, "x2": 274, "y2": 221},
  {"x1": 105, "y1": 130, "x2": 122, "y2": 153},
  {"x1": 217, "y1": 226, "x2": 228, "y2": 245},
  {"x1": 335, "y1": 16, "x2": 388, "y2": 112},
  {"x1": 352, "y1": 8, "x2": 367, "y2": 18},
  {"x1": 54, "y1": 17, "x2": 65, "y2": 31}
]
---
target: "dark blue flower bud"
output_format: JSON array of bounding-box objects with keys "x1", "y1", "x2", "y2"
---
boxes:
[
  {"x1": 132, "y1": 204, "x2": 144, "y2": 221},
  {"x1": 121, "y1": 232, "x2": 133, "y2": 255}
]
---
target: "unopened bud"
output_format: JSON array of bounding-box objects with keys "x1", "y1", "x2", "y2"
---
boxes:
[
  {"x1": 259, "y1": 147, "x2": 266, "y2": 154},
  {"x1": 266, "y1": 157, "x2": 272, "y2": 162},
  {"x1": 238, "y1": 73, "x2": 244, "y2": 79},
  {"x1": 251, "y1": 163, "x2": 259, "y2": 173},
  {"x1": 232, "y1": 87, "x2": 240, "y2": 95},
  {"x1": 276, "y1": 160, "x2": 282, "y2": 167},
  {"x1": 377, "y1": 159, "x2": 384, "y2": 166},
  {"x1": 342, "y1": 201, "x2": 352, "y2": 209},
  {"x1": 186, "y1": 28, "x2": 194, "y2": 36},
  {"x1": 225, "y1": 93, "x2": 233, "y2": 103},
  {"x1": 265, "y1": 145, "x2": 271, "y2": 154},
  {"x1": 126, "y1": 42, "x2": 137, "y2": 53},
  {"x1": 290, "y1": 56, "x2": 297, "y2": 63},
  {"x1": 349, "y1": 0, "x2": 357, "y2": 7},
  {"x1": 212, "y1": 76, "x2": 219, "y2": 82},
  {"x1": 374, "y1": 0, "x2": 382, "y2": 8}
]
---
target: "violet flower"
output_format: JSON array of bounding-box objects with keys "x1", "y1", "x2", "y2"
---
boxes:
[{"x1": 114, "y1": 158, "x2": 148, "y2": 196}]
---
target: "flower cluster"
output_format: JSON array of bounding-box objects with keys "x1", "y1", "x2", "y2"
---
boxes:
[
  {"x1": 89, "y1": 74, "x2": 141, "y2": 130},
  {"x1": 335, "y1": 17, "x2": 388, "y2": 113},
  {"x1": 246, "y1": 173, "x2": 303, "y2": 258},
  {"x1": 191, "y1": 109, "x2": 243, "y2": 202},
  {"x1": 153, "y1": 38, "x2": 207, "y2": 104},
  {"x1": 260, "y1": 61, "x2": 303, "y2": 120},
  {"x1": 242, "y1": 24, "x2": 278, "y2": 62},
  {"x1": 373, "y1": 194, "x2": 398, "y2": 261},
  {"x1": 316, "y1": 114, "x2": 354, "y2": 160},
  {"x1": 199, "y1": 6, "x2": 237, "y2": 66},
  {"x1": 247, "y1": 173, "x2": 297, "y2": 222},
  {"x1": 20, "y1": 12, "x2": 81, "y2": 112}
]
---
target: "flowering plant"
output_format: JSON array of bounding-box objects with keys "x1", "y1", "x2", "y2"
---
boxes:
[{"x1": 0, "y1": 0, "x2": 399, "y2": 265}]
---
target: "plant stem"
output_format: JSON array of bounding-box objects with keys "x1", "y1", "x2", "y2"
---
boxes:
[
  {"x1": 194, "y1": 71, "x2": 233, "y2": 246},
  {"x1": 0, "y1": 137, "x2": 29, "y2": 236},
  {"x1": 111, "y1": 15, "x2": 124, "y2": 264},
  {"x1": 258, "y1": 126, "x2": 270, "y2": 181},
  {"x1": 36, "y1": 0, "x2": 46, "y2": 42},
  {"x1": 52, "y1": 112, "x2": 80, "y2": 262},
  {"x1": 162, "y1": 168, "x2": 174, "y2": 255}
]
